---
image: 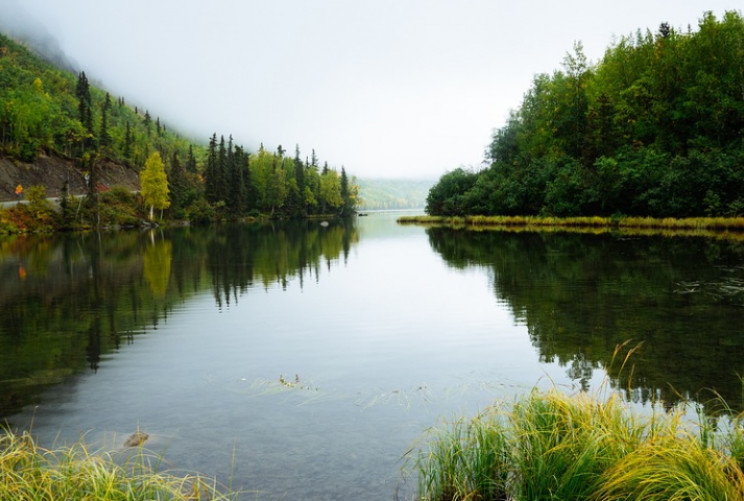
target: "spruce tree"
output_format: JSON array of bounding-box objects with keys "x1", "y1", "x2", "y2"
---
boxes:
[
  {"x1": 340, "y1": 167, "x2": 351, "y2": 215},
  {"x1": 186, "y1": 144, "x2": 197, "y2": 173},
  {"x1": 294, "y1": 145, "x2": 306, "y2": 216},
  {"x1": 143, "y1": 110, "x2": 151, "y2": 137},
  {"x1": 99, "y1": 92, "x2": 111, "y2": 149},
  {"x1": 75, "y1": 71, "x2": 94, "y2": 148},
  {"x1": 230, "y1": 145, "x2": 247, "y2": 215},
  {"x1": 217, "y1": 135, "x2": 228, "y2": 201},
  {"x1": 168, "y1": 151, "x2": 188, "y2": 214},
  {"x1": 123, "y1": 121, "x2": 132, "y2": 160},
  {"x1": 204, "y1": 133, "x2": 218, "y2": 203}
]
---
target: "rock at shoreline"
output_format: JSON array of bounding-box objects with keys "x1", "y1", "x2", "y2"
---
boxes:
[{"x1": 124, "y1": 431, "x2": 149, "y2": 447}]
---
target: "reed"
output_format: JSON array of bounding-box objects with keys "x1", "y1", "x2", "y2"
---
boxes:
[
  {"x1": 410, "y1": 388, "x2": 744, "y2": 501},
  {"x1": 0, "y1": 429, "x2": 234, "y2": 500},
  {"x1": 414, "y1": 408, "x2": 511, "y2": 501}
]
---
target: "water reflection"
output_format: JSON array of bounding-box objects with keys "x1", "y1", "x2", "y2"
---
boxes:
[
  {"x1": 427, "y1": 227, "x2": 744, "y2": 412},
  {"x1": 0, "y1": 220, "x2": 359, "y2": 420}
]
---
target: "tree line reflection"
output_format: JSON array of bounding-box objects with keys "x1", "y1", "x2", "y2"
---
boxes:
[
  {"x1": 427, "y1": 228, "x2": 744, "y2": 413},
  {"x1": 0, "y1": 220, "x2": 358, "y2": 419}
]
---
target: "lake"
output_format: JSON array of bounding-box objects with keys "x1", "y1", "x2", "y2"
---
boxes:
[{"x1": 2, "y1": 212, "x2": 744, "y2": 499}]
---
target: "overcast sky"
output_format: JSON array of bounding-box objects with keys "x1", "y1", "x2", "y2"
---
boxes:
[{"x1": 1, "y1": 1, "x2": 741, "y2": 179}]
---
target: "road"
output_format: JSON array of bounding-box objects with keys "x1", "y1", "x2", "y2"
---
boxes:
[{"x1": 0, "y1": 195, "x2": 86, "y2": 210}]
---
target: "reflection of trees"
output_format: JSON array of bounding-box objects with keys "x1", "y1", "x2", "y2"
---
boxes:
[
  {"x1": 0, "y1": 221, "x2": 359, "y2": 420},
  {"x1": 207, "y1": 220, "x2": 358, "y2": 308},
  {"x1": 143, "y1": 233, "x2": 173, "y2": 297},
  {"x1": 0, "y1": 231, "x2": 178, "y2": 418},
  {"x1": 427, "y1": 228, "x2": 744, "y2": 412}
]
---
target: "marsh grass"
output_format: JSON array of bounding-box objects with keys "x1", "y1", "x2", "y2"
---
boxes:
[
  {"x1": 0, "y1": 429, "x2": 235, "y2": 500},
  {"x1": 409, "y1": 387, "x2": 744, "y2": 501},
  {"x1": 397, "y1": 215, "x2": 744, "y2": 240}
]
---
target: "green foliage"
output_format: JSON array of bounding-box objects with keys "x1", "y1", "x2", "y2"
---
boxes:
[
  {"x1": 428, "y1": 10, "x2": 744, "y2": 218},
  {"x1": 202, "y1": 141, "x2": 359, "y2": 219},
  {"x1": 425, "y1": 168, "x2": 478, "y2": 216},
  {"x1": 140, "y1": 151, "x2": 169, "y2": 220}
]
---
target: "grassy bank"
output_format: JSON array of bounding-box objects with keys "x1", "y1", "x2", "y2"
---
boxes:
[
  {"x1": 398, "y1": 214, "x2": 744, "y2": 239},
  {"x1": 0, "y1": 430, "x2": 234, "y2": 500},
  {"x1": 409, "y1": 388, "x2": 744, "y2": 500}
]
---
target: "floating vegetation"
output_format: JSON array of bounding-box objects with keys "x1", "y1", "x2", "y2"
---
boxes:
[
  {"x1": 675, "y1": 267, "x2": 744, "y2": 305},
  {"x1": 357, "y1": 385, "x2": 433, "y2": 410},
  {"x1": 245, "y1": 374, "x2": 320, "y2": 396}
]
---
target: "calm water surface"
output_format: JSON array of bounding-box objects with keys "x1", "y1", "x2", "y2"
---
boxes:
[{"x1": 2, "y1": 213, "x2": 744, "y2": 499}]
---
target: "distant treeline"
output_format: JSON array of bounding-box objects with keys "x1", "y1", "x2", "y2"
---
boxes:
[
  {"x1": 356, "y1": 178, "x2": 434, "y2": 210},
  {"x1": 0, "y1": 31, "x2": 358, "y2": 223},
  {"x1": 427, "y1": 11, "x2": 744, "y2": 218}
]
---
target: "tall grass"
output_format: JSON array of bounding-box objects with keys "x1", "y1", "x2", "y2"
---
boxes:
[
  {"x1": 397, "y1": 214, "x2": 744, "y2": 240},
  {"x1": 409, "y1": 388, "x2": 744, "y2": 501},
  {"x1": 0, "y1": 429, "x2": 235, "y2": 500}
]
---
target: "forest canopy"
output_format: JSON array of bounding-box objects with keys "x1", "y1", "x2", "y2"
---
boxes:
[{"x1": 427, "y1": 11, "x2": 744, "y2": 218}]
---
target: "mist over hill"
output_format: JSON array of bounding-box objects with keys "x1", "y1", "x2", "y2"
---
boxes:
[
  {"x1": 0, "y1": 2, "x2": 78, "y2": 72},
  {"x1": 356, "y1": 178, "x2": 434, "y2": 211}
]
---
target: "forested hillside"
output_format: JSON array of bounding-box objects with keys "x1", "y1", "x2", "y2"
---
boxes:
[
  {"x1": 356, "y1": 178, "x2": 434, "y2": 210},
  {"x1": 0, "y1": 31, "x2": 357, "y2": 224},
  {"x1": 427, "y1": 11, "x2": 744, "y2": 218}
]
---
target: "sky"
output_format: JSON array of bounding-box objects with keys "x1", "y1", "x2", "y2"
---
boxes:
[{"x1": 1, "y1": 1, "x2": 741, "y2": 179}]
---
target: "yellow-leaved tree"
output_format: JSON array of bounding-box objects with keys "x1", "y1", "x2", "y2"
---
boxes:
[{"x1": 140, "y1": 151, "x2": 170, "y2": 220}]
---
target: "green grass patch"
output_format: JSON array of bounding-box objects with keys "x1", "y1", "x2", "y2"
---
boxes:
[
  {"x1": 0, "y1": 429, "x2": 235, "y2": 500},
  {"x1": 408, "y1": 388, "x2": 744, "y2": 500}
]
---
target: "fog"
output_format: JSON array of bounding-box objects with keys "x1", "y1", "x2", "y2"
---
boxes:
[{"x1": 1, "y1": 1, "x2": 740, "y2": 178}]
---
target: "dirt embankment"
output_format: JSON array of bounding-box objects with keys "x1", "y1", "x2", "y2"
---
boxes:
[{"x1": 0, "y1": 154, "x2": 141, "y2": 202}]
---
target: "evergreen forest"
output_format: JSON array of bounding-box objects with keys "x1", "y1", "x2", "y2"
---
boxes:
[
  {"x1": 0, "y1": 31, "x2": 358, "y2": 226},
  {"x1": 427, "y1": 11, "x2": 744, "y2": 218}
]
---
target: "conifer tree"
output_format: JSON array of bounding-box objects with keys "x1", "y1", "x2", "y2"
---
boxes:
[
  {"x1": 204, "y1": 134, "x2": 218, "y2": 203},
  {"x1": 168, "y1": 151, "x2": 190, "y2": 214},
  {"x1": 75, "y1": 71, "x2": 93, "y2": 147},
  {"x1": 186, "y1": 144, "x2": 197, "y2": 173},
  {"x1": 340, "y1": 167, "x2": 351, "y2": 215},
  {"x1": 217, "y1": 135, "x2": 228, "y2": 200},
  {"x1": 143, "y1": 110, "x2": 151, "y2": 137},
  {"x1": 123, "y1": 121, "x2": 132, "y2": 160},
  {"x1": 99, "y1": 92, "x2": 111, "y2": 149},
  {"x1": 294, "y1": 145, "x2": 306, "y2": 216},
  {"x1": 230, "y1": 144, "x2": 247, "y2": 215}
]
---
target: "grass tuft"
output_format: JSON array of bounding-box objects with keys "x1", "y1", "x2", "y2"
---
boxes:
[
  {"x1": 409, "y1": 388, "x2": 744, "y2": 501},
  {"x1": 0, "y1": 429, "x2": 236, "y2": 500}
]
